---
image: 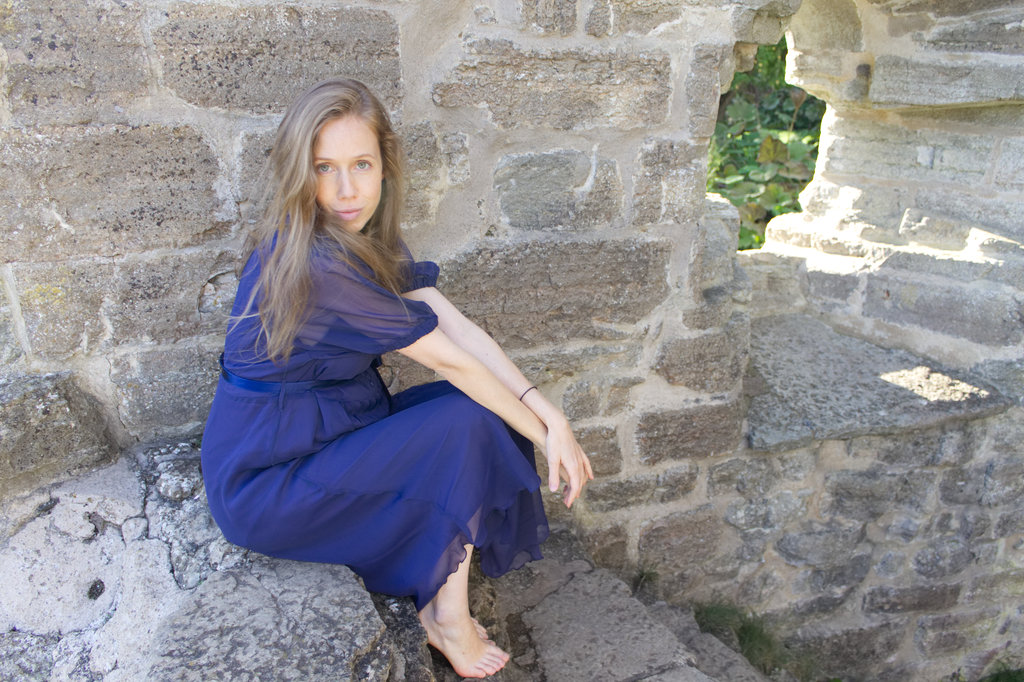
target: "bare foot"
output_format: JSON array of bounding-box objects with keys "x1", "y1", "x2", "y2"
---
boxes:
[
  {"x1": 419, "y1": 603, "x2": 509, "y2": 678},
  {"x1": 470, "y1": 616, "x2": 491, "y2": 642}
]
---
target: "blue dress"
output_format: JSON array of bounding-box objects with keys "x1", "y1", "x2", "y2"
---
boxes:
[{"x1": 200, "y1": 246, "x2": 549, "y2": 609}]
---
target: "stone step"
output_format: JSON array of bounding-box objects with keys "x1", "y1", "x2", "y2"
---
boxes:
[{"x1": 746, "y1": 313, "x2": 1010, "y2": 452}]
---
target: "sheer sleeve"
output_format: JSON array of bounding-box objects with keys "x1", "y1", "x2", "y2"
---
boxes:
[
  {"x1": 300, "y1": 253, "x2": 438, "y2": 355},
  {"x1": 405, "y1": 260, "x2": 440, "y2": 292}
]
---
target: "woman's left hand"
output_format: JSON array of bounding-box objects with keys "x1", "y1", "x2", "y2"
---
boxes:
[{"x1": 543, "y1": 418, "x2": 593, "y2": 508}]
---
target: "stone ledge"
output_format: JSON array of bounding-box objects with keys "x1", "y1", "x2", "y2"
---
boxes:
[{"x1": 747, "y1": 314, "x2": 1010, "y2": 451}]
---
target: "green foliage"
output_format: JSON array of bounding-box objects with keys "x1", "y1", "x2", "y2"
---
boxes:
[
  {"x1": 707, "y1": 39, "x2": 826, "y2": 250},
  {"x1": 692, "y1": 602, "x2": 787, "y2": 676}
]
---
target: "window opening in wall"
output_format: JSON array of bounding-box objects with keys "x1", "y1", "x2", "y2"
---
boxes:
[{"x1": 707, "y1": 39, "x2": 826, "y2": 250}]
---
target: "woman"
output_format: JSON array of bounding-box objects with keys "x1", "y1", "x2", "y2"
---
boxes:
[{"x1": 200, "y1": 77, "x2": 592, "y2": 678}]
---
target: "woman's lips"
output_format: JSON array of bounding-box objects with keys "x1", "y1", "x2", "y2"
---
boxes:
[{"x1": 336, "y1": 209, "x2": 362, "y2": 221}]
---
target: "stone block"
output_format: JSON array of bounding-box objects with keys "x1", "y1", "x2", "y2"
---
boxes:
[
  {"x1": 783, "y1": 621, "x2": 906, "y2": 682},
  {"x1": 917, "y1": 189, "x2": 1024, "y2": 244},
  {"x1": 580, "y1": 523, "x2": 630, "y2": 573},
  {"x1": 153, "y1": 5, "x2": 401, "y2": 114},
  {"x1": 994, "y1": 135, "x2": 1024, "y2": 191},
  {"x1": 686, "y1": 45, "x2": 727, "y2": 138},
  {"x1": 912, "y1": 536, "x2": 974, "y2": 579},
  {"x1": 635, "y1": 400, "x2": 743, "y2": 465},
  {"x1": 583, "y1": 464, "x2": 698, "y2": 513},
  {"x1": 401, "y1": 121, "x2": 443, "y2": 227},
  {"x1": 0, "y1": 630, "x2": 55, "y2": 680},
  {"x1": 775, "y1": 519, "x2": 865, "y2": 568},
  {"x1": 654, "y1": 313, "x2": 749, "y2": 393},
  {"x1": 433, "y1": 38, "x2": 672, "y2": 130},
  {"x1": 995, "y1": 508, "x2": 1024, "y2": 537},
  {"x1": 691, "y1": 195, "x2": 741, "y2": 293},
  {"x1": 0, "y1": 290, "x2": 24, "y2": 366},
  {"x1": 237, "y1": 128, "x2": 276, "y2": 221},
  {"x1": 914, "y1": 609, "x2": 1001, "y2": 657},
  {"x1": 966, "y1": 569, "x2": 1024, "y2": 604},
  {"x1": 638, "y1": 505, "x2": 726, "y2": 594},
  {"x1": 865, "y1": 274, "x2": 1024, "y2": 346},
  {"x1": 520, "y1": 0, "x2": 576, "y2": 34},
  {"x1": 921, "y1": 7, "x2": 1024, "y2": 54},
  {"x1": 723, "y1": 490, "x2": 806, "y2": 532},
  {"x1": 632, "y1": 138, "x2": 707, "y2": 226},
  {"x1": 12, "y1": 260, "x2": 112, "y2": 358},
  {"x1": 494, "y1": 150, "x2": 622, "y2": 230},
  {"x1": 439, "y1": 239, "x2": 670, "y2": 349},
  {"x1": 683, "y1": 285, "x2": 737, "y2": 330},
  {"x1": 585, "y1": 0, "x2": 684, "y2": 35},
  {"x1": 939, "y1": 457, "x2": 1024, "y2": 507},
  {"x1": 747, "y1": 315, "x2": 1009, "y2": 452},
  {"x1": 563, "y1": 376, "x2": 641, "y2": 420},
  {"x1": 511, "y1": 343, "x2": 642, "y2": 383},
  {"x1": 849, "y1": 427, "x2": 966, "y2": 468},
  {"x1": 824, "y1": 468, "x2": 935, "y2": 521},
  {"x1": 146, "y1": 558, "x2": 392, "y2": 681},
  {"x1": 708, "y1": 456, "x2": 777, "y2": 498},
  {"x1": 869, "y1": 55, "x2": 1024, "y2": 107},
  {"x1": 863, "y1": 583, "x2": 961, "y2": 614},
  {"x1": 820, "y1": 116, "x2": 994, "y2": 186},
  {"x1": 0, "y1": 372, "x2": 115, "y2": 496},
  {"x1": 0, "y1": 0, "x2": 147, "y2": 124},
  {"x1": 110, "y1": 342, "x2": 220, "y2": 438},
  {"x1": 575, "y1": 424, "x2": 621, "y2": 476},
  {"x1": 1, "y1": 126, "x2": 226, "y2": 262},
  {"x1": 896, "y1": 209, "x2": 972, "y2": 251},
  {"x1": 805, "y1": 553, "x2": 872, "y2": 595}
]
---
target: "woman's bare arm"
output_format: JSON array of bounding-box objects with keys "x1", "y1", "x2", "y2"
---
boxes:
[{"x1": 400, "y1": 287, "x2": 593, "y2": 506}]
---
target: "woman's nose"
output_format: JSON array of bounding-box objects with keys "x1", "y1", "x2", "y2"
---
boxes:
[{"x1": 337, "y1": 171, "x2": 356, "y2": 198}]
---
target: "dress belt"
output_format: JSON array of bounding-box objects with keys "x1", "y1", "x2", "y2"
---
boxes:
[{"x1": 219, "y1": 354, "x2": 354, "y2": 394}]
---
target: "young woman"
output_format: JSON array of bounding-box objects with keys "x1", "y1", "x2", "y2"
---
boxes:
[{"x1": 200, "y1": 77, "x2": 593, "y2": 678}]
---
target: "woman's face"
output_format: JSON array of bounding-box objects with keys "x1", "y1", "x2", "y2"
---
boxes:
[{"x1": 313, "y1": 116, "x2": 383, "y2": 234}]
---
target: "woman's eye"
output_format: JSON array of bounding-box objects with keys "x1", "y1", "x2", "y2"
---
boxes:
[
  {"x1": 315, "y1": 163, "x2": 331, "y2": 174},
  {"x1": 356, "y1": 160, "x2": 372, "y2": 171}
]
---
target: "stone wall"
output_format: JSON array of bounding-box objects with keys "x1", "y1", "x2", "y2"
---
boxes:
[{"x1": 3, "y1": 0, "x2": 1023, "y2": 679}]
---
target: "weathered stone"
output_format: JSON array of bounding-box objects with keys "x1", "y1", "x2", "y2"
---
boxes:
[
  {"x1": 1, "y1": 126, "x2": 226, "y2": 262},
  {"x1": 522, "y1": 569, "x2": 707, "y2": 681},
  {"x1": 633, "y1": 138, "x2": 707, "y2": 226},
  {"x1": 0, "y1": 372, "x2": 115, "y2": 496},
  {"x1": 723, "y1": 491, "x2": 806, "y2": 531},
  {"x1": 638, "y1": 505, "x2": 728, "y2": 594},
  {"x1": 584, "y1": 464, "x2": 698, "y2": 513},
  {"x1": 0, "y1": 0, "x2": 147, "y2": 125},
  {"x1": 0, "y1": 630, "x2": 56, "y2": 680},
  {"x1": 824, "y1": 468, "x2": 935, "y2": 521},
  {"x1": 510, "y1": 343, "x2": 642, "y2": 384},
  {"x1": 805, "y1": 553, "x2": 872, "y2": 594},
  {"x1": 636, "y1": 400, "x2": 743, "y2": 465},
  {"x1": 783, "y1": 621, "x2": 906, "y2": 682},
  {"x1": 996, "y1": 508, "x2": 1024, "y2": 537},
  {"x1": 654, "y1": 313, "x2": 749, "y2": 393},
  {"x1": 747, "y1": 315, "x2": 1008, "y2": 451},
  {"x1": 820, "y1": 115, "x2": 994, "y2": 186},
  {"x1": 0, "y1": 276, "x2": 24, "y2": 366},
  {"x1": 563, "y1": 376, "x2": 641, "y2": 420},
  {"x1": 439, "y1": 239, "x2": 670, "y2": 349},
  {"x1": 914, "y1": 609, "x2": 1001, "y2": 656},
  {"x1": 849, "y1": 427, "x2": 967, "y2": 468},
  {"x1": 110, "y1": 342, "x2": 221, "y2": 438},
  {"x1": 0, "y1": 508, "x2": 123, "y2": 634},
  {"x1": 869, "y1": 55, "x2": 1024, "y2": 107},
  {"x1": 940, "y1": 456, "x2": 1024, "y2": 507},
  {"x1": 864, "y1": 274, "x2": 1024, "y2": 347},
  {"x1": 433, "y1": 38, "x2": 672, "y2": 130},
  {"x1": 575, "y1": 424, "x2": 621, "y2": 476},
  {"x1": 494, "y1": 150, "x2": 622, "y2": 230},
  {"x1": 147, "y1": 558, "x2": 392, "y2": 681},
  {"x1": 917, "y1": 188, "x2": 1024, "y2": 244},
  {"x1": 896, "y1": 209, "x2": 972, "y2": 250},
  {"x1": 912, "y1": 536, "x2": 974, "y2": 579},
  {"x1": 966, "y1": 569, "x2": 1024, "y2": 603},
  {"x1": 775, "y1": 519, "x2": 865, "y2": 568},
  {"x1": 520, "y1": 0, "x2": 575, "y2": 34},
  {"x1": 683, "y1": 285, "x2": 739, "y2": 330},
  {"x1": 580, "y1": 523, "x2": 630, "y2": 573},
  {"x1": 590, "y1": 0, "x2": 684, "y2": 35},
  {"x1": 708, "y1": 456, "x2": 777, "y2": 498},
  {"x1": 401, "y1": 122, "x2": 444, "y2": 227},
  {"x1": 863, "y1": 583, "x2": 961, "y2": 614},
  {"x1": 687, "y1": 45, "x2": 727, "y2": 138},
  {"x1": 237, "y1": 127, "x2": 276, "y2": 220},
  {"x1": 153, "y1": 5, "x2": 401, "y2": 114},
  {"x1": 12, "y1": 260, "x2": 112, "y2": 358}
]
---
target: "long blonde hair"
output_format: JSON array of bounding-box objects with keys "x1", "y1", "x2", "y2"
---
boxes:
[{"x1": 240, "y1": 77, "x2": 408, "y2": 363}]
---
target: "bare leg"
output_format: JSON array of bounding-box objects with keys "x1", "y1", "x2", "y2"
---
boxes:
[{"x1": 418, "y1": 544, "x2": 509, "y2": 678}]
